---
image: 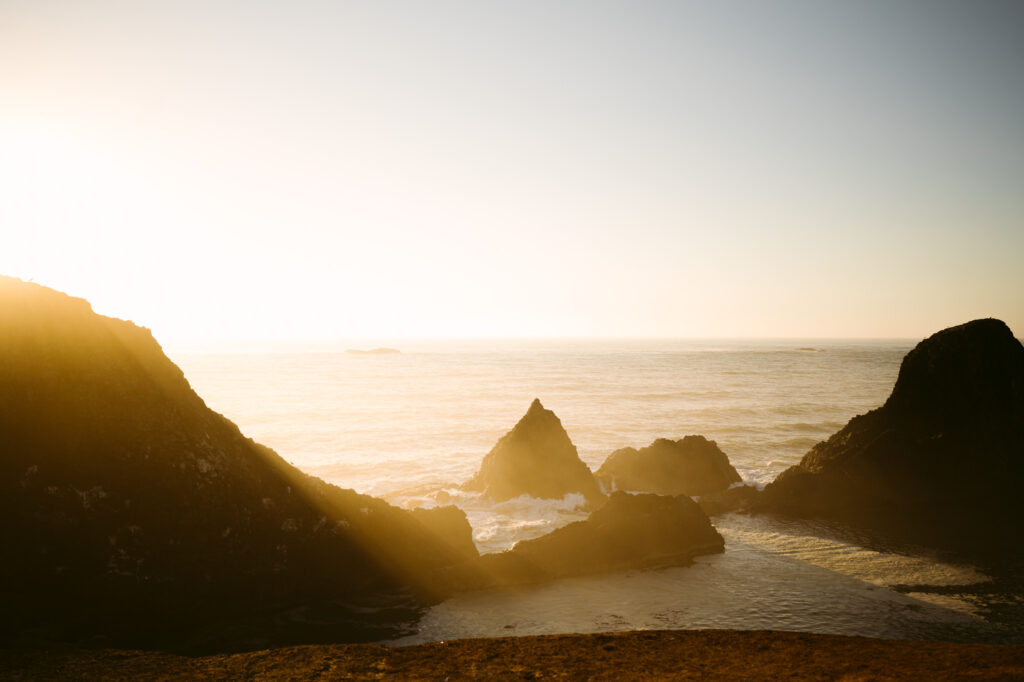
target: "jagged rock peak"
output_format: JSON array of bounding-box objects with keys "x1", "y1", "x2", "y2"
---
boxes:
[{"x1": 463, "y1": 399, "x2": 605, "y2": 505}]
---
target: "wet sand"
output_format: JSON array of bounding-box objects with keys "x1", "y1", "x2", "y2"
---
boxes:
[{"x1": 2, "y1": 629, "x2": 1022, "y2": 680}]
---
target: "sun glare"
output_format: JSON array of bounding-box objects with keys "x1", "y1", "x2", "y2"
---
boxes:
[
  {"x1": 1, "y1": 122, "x2": 157, "y2": 288},
  {"x1": 2, "y1": 1, "x2": 1021, "y2": 343}
]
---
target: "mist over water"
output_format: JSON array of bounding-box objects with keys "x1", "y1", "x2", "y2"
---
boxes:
[{"x1": 170, "y1": 339, "x2": 1019, "y2": 643}]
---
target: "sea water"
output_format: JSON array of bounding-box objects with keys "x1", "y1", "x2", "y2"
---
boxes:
[{"x1": 169, "y1": 339, "x2": 1019, "y2": 644}]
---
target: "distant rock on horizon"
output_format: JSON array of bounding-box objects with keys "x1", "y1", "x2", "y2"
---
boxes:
[
  {"x1": 0, "y1": 276, "x2": 475, "y2": 651},
  {"x1": 595, "y1": 436, "x2": 742, "y2": 497},
  {"x1": 462, "y1": 399, "x2": 605, "y2": 506},
  {"x1": 758, "y1": 318, "x2": 1024, "y2": 552}
]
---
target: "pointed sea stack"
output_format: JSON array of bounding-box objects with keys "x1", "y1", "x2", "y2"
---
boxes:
[
  {"x1": 463, "y1": 399, "x2": 604, "y2": 506},
  {"x1": 759, "y1": 318, "x2": 1024, "y2": 552},
  {"x1": 595, "y1": 436, "x2": 742, "y2": 497},
  {"x1": 0, "y1": 276, "x2": 477, "y2": 651}
]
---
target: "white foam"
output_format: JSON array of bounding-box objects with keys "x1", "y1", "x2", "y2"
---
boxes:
[
  {"x1": 492, "y1": 492, "x2": 588, "y2": 514},
  {"x1": 722, "y1": 517, "x2": 989, "y2": 590},
  {"x1": 449, "y1": 492, "x2": 590, "y2": 554}
]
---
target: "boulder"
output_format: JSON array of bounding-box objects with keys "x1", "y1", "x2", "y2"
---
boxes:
[
  {"x1": 0, "y1": 277, "x2": 477, "y2": 651},
  {"x1": 463, "y1": 399, "x2": 604, "y2": 506},
  {"x1": 595, "y1": 436, "x2": 742, "y2": 496},
  {"x1": 409, "y1": 505, "x2": 479, "y2": 562},
  {"x1": 697, "y1": 484, "x2": 761, "y2": 517},
  {"x1": 758, "y1": 318, "x2": 1024, "y2": 551},
  {"x1": 476, "y1": 492, "x2": 724, "y2": 586}
]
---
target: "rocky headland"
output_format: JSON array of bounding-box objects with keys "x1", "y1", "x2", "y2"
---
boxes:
[
  {"x1": 0, "y1": 277, "x2": 477, "y2": 652},
  {"x1": 756, "y1": 318, "x2": 1024, "y2": 554}
]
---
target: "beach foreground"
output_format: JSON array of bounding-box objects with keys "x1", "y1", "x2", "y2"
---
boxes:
[{"x1": 3, "y1": 630, "x2": 1022, "y2": 680}]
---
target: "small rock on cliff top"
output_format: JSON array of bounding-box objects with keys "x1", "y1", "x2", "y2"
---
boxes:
[
  {"x1": 595, "y1": 436, "x2": 742, "y2": 497},
  {"x1": 758, "y1": 318, "x2": 1024, "y2": 552},
  {"x1": 463, "y1": 399, "x2": 604, "y2": 506}
]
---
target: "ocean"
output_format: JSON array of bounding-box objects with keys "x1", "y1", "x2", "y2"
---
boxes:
[{"x1": 169, "y1": 339, "x2": 1020, "y2": 644}]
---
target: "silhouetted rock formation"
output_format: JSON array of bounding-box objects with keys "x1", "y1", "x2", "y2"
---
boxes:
[
  {"x1": 473, "y1": 492, "x2": 723, "y2": 586},
  {"x1": 758, "y1": 318, "x2": 1024, "y2": 551},
  {"x1": 697, "y1": 484, "x2": 761, "y2": 516},
  {"x1": 463, "y1": 399, "x2": 605, "y2": 506},
  {"x1": 409, "y1": 506, "x2": 478, "y2": 560},
  {"x1": 595, "y1": 436, "x2": 742, "y2": 496},
  {"x1": 0, "y1": 277, "x2": 476, "y2": 651}
]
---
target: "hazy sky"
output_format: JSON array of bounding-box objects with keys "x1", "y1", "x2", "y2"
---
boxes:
[{"x1": 2, "y1": 1, "x2": 1022, "y2": 342}]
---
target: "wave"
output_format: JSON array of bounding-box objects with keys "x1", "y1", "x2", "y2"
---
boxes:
[
  {"x1": 778, "y1": 437, "x2": 822, "y2": 449},
  {"x1": 468, "y1": 493, "x2": 590, "y2": 553}
]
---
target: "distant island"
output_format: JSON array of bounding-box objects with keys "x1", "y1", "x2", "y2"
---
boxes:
[{"x1": 345, "y1": 347, "x2": 401, "y2": 355}]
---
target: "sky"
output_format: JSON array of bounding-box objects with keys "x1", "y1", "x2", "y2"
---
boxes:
[{"x1": 2, "y1": 1, "x2": 1022, "y2": 343}]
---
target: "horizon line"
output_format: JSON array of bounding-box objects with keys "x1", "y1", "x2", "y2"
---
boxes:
[{"x1": 161, "y1": 334, "x2": 929, "y2": 350}]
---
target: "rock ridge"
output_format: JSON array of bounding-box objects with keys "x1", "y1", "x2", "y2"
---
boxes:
[{"x1": 0, "y1": 276, "x2": 477, "y2": 652}]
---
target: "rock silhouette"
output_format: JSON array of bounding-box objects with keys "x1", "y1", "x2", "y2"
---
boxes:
[
  {"x1": 595, "y1": 436, "x2": 741, "y2": 497},
  {"x1": 473, "y1": 492, "x2": 724, "y2": 587},
  {"x1": 759, "y1": 318, "x2": 1024, "y2": 551},
  {"x1": 463, "y1": 399, "x2": 605, "y2": 506},
  {"x1": 696, "y1": 484, "x2": 761, "y2": 517},
  {"x1": 0, "y1": 277, "x2": 476, "y2": 651}
]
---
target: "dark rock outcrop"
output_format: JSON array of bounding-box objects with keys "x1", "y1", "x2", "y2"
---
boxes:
[
  {"x1": 463, "y1": 399, "x2": 604, "y2": 506},
  {"x1": 758, "y1": 318, "x2": 1024, "y2": 551},
  {"x1": 473, "y1": 492, "x2": 724, "y2": 586},
  {"x1": 697, "y1": 484, "x2": 761, "y2": 516},
  {"x1": 0, "y1": 277, "x2": 477, "y2": 651},
  {"x1": 409, "y1": 506, "x2": 479, "y2": 561},
  {"x1": 595, "y1": 436, "x2": 742, "y2": 497}
]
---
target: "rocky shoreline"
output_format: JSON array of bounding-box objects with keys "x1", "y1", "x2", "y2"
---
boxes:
[
  {"x1": 3, "y1": 629, "x2": 1021, "y2": 680},
  {"x1": 3, "y1": 276, "x2": 1023, "y2": 671}
]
